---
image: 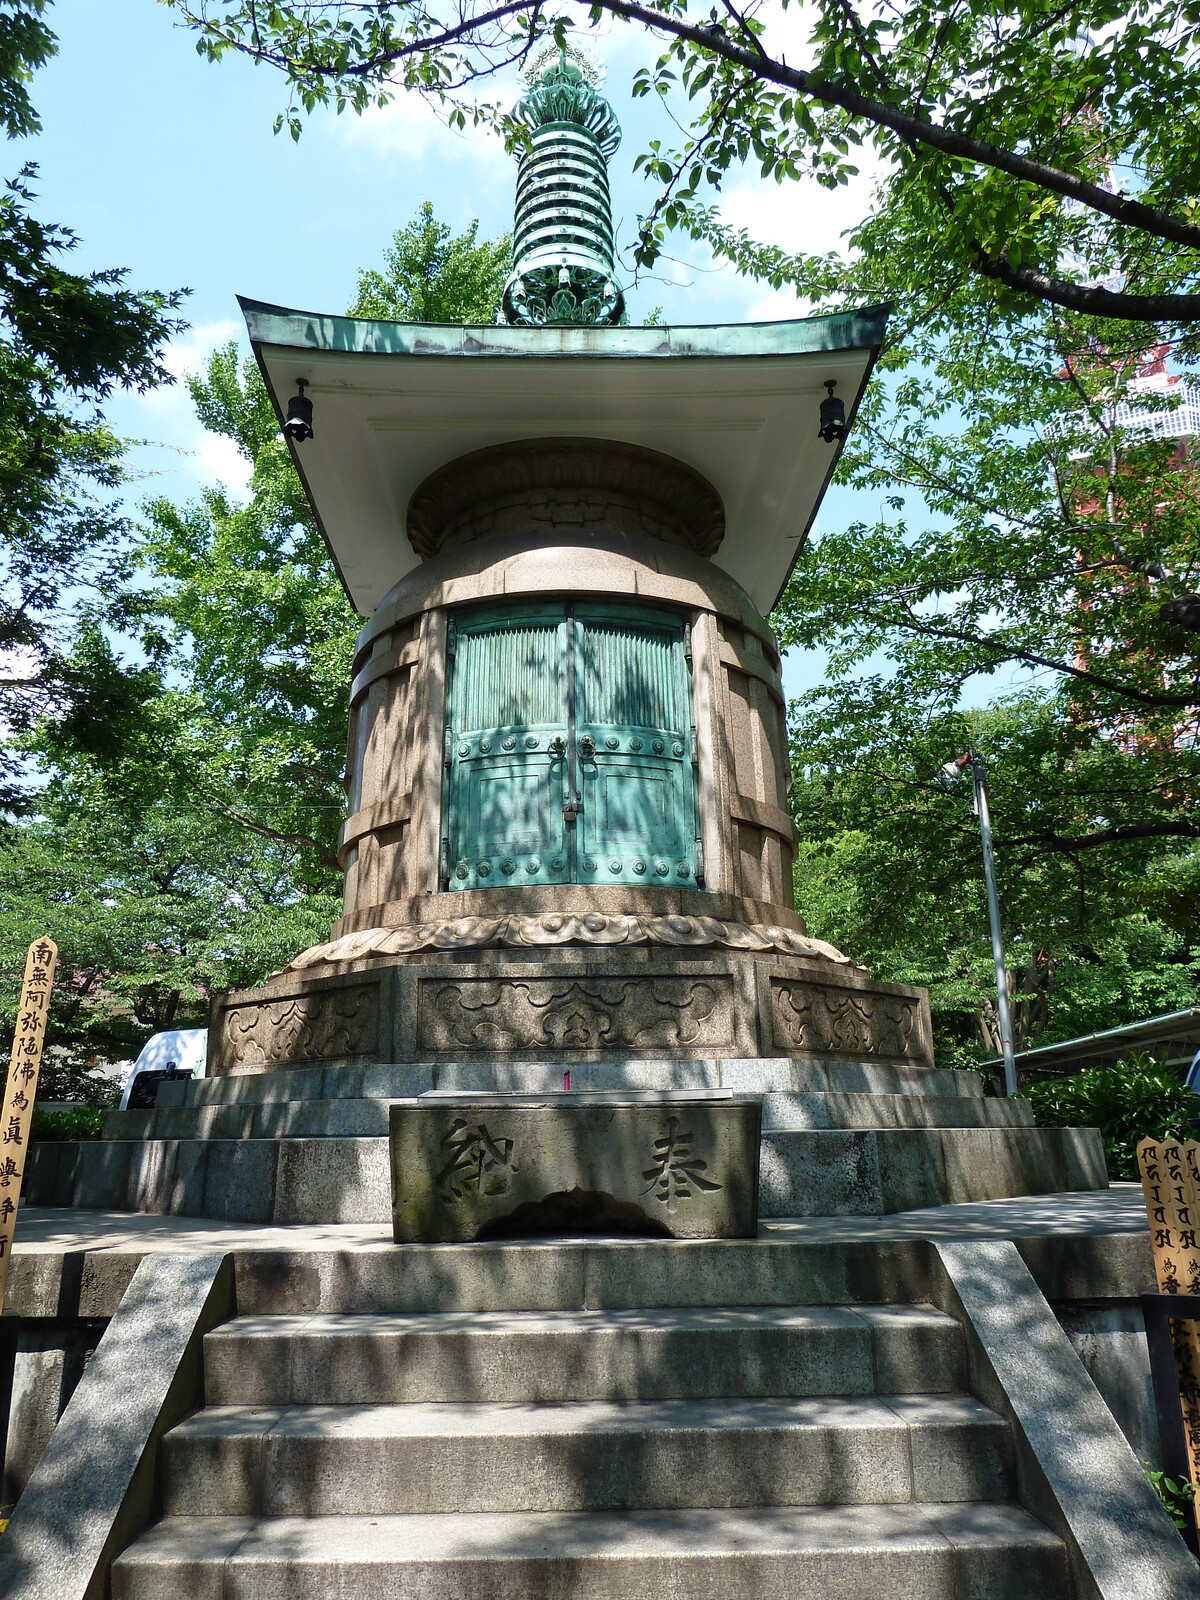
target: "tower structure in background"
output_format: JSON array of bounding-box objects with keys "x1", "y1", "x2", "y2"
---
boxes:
[
  {"x1": 1061, "y1": 338, "x2": 1200, "y2": 726},
  {"x1": 1057, "y1": 165, "x2": 1200, "y2": 654},
  {"x1": 1106, "y1": 344, "x2": 1200, "y2": 445}
]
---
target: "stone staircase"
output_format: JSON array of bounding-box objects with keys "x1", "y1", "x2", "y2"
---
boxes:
[
  {"x1": 111, "y1": 1238, "x2": 1070, "y2": 1598},
  {"x1": 23, "y1": 1056, "x2": 1106, "y2": 1222}
]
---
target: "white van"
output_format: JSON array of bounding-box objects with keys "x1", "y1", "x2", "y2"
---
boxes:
[{"x1": 118, "y1": 1029, "x2": 208, "y2": 1112}]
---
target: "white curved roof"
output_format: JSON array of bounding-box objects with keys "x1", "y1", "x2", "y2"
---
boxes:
[{"x1": 243, "y1": 300, "x2": 889, "y2": 618}]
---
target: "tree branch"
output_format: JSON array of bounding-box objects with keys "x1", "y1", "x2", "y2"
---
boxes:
[
  {"x1": 178, "y1": 0, "x2": 1200, "y2": 257},
  {"x1": 1008, "y1": 818, "x2": 1200, "y2": 852},
  {"x1": 200, "y1": 788, "x2": 343, "y2": 874},
  {"x1": 888, "y1": 604, "x2": 1200, "y2": 708},
  {"x1": 970, "y1": 248, "x2": 1200, "y2": 323}
]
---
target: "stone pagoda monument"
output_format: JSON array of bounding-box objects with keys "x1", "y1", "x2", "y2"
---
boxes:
[
  {"x1": 14, "y1": 56, "x2": 1183, "y2": 1600},
  {"x1": 218, "y1": 44, "x2": 928, "y2": 1076},
  {"x1": 24, "y1": 44, "x2": 1104, "y2": 1225}
]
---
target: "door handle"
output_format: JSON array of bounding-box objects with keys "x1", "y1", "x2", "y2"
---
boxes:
[
  {"x1": 578, "y1": 733, "x2": 595, "y2": 758},
  {"x1": 549, "y1": 734, "x2": 566, "y2": 756}
]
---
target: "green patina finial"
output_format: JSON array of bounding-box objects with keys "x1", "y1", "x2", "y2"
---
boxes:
[{"x1": 502, "y1": 41, "x2": 625, "y2": 327}]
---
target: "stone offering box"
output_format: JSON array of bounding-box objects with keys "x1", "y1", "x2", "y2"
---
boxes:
[{"x1": 389, "y1": 1091, "x2": 762, "y2": 1242}]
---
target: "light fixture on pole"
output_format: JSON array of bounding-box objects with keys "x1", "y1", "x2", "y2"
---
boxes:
[
  {"x1": 942, "y1": 750, "x2": 1019, "y2": 1097},
  {"x1": 818, "y1": 380, "x2": 847, "y2": 444},
  {"x1": 284, "y1": 379, "x2": 314, "y2": 443}
]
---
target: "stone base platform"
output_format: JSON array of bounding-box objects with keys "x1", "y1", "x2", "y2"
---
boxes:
[
  {"x1": 388, "y1": 1092, "x2": 762, "y2": 1241},
  {"x1": 21, "y1": 1057, "x2": 1107, "y2": 1225},
  {"x1": 207, "y1": 946, "x2": 935, "y2": 1074}
]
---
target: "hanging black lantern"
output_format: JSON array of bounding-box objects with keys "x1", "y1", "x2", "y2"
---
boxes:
[
  {"x1": 818, "y1": 379, "x2": 847, "y2": 444},
  {"x1": 284, "y1": 379, "x2": 314, "y2": 443}
]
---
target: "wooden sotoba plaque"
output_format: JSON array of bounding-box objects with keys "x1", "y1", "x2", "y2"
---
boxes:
[
  {"x1": 0, "y1": 938, "x2": 58, "y2": 1310},
  {"x1": 1137, "y1": 1135, "x2": 1200, "y2": 1532}
]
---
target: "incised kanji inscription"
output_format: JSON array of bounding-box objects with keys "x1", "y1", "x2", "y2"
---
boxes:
[
  {"x1": 643, "y1": 1115, "x2": 723, "y2": 1213},
  {"x1": 434, "y1": 1118, "x2": 518, "y2": 1203}
]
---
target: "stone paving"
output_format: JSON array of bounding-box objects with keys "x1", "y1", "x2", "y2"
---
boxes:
[{"x1": 9, "y1": 1182, "x2": 1150, "y2": 1259}]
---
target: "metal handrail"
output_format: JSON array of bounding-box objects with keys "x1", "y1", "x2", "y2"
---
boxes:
[{"x1": 982, "y1": 1007, "x2": 1200, "y2": 1080}]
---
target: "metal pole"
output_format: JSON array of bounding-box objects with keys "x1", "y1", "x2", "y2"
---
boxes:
[{"x1": 971, "y1": 754, "x2": 1018, "y2": 1097}]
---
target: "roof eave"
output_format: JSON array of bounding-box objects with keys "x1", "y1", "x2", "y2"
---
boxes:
[
  {"x1": 241, "y1": 298, "x2": 891, "y2": 619},
  {"x1": 239, "y1": 296, "x2": 891, "y2": 364}
]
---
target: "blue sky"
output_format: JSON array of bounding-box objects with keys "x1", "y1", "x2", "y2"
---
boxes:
[{"x1": 19, "y1": 0, "x2": 901, "y2": 698}]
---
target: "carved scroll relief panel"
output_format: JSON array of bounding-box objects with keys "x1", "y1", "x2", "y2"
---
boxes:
[
  {"x1": 216, "y1": 979, "x2": 384, "y2": 1071},
  {"x1": 768, "y1": 978, "x2": 925, "y2": 1062},
  {"x1": 417, "y1": 973, "x2": 736, "y2": 1054}
]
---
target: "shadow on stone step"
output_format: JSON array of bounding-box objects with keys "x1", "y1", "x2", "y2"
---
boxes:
[{"x1": 476, "y1": 1186, "x2": 673, "y2": 1241}]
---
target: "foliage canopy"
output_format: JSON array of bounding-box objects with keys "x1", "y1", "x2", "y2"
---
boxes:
[
  {"x1": 3, "y1": 203, "x2": 509, "y2": 1090},
  {"x1": 1025, "y1": 1054, "x2": 1199, "y2": 1179},
  {"x1": 166, "y1": 0, "x2": 1200, "y2": 330},
  {"x1": 0, "y1": 0, "x2": 183, "y2": 806},
  {"x1": 350, "y1": 199, "x2": 510, "y2": 323},
  {"x1": 772, "y1": 147, "x2": 1199, "y2": 1053}
]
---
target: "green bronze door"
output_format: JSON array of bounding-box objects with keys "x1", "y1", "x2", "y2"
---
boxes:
[
  {"x1": 574, "y1": 605, "x2": 698, "y2": 887},
  {"x1": 443, "y1": 601, "x2": 700, "y2": 889},
  {"x1": 442, "y1": 605, "x2": 571, "y2": 889}
]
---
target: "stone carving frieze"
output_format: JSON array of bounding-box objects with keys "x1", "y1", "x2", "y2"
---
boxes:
[
  {"x1": 770, "y1": 979, "x2": 919, "y2": 1060},
  {"x1": 284, "y1": 913, "x2": 856, "y2": 975},
  {"x1": 221, "y1": 983, "x2": 380, "y2": 1066},
  {"x1": 418, "y1": 976, "x2": 734, "y2": 1053}
]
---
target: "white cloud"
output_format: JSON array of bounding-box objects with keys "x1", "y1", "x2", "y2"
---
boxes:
[
  {"x1": 195, "y1": 431, "x2": 254, "y2": 494},
  {"x1": 722, "y1": 145, "x2": 889, "y2": 263},
  {"x1": 742, "y1": 282, "x2": 810, "y2": 322},
  {"x1": 571, "y1": 0, "x2": 816, "y2": 76},
  {"x1": 115, "y1": 319, "x2": 254, "y2": 502},
  {"x1": 333, "y1": 90, "x2": 508, "y2": 172},
  {"x1": 712, "y1": 139, "x2": 892, "y2": 321},
  {"x1": 163, "y1": 318, "x2": 244, "y2": 382}
]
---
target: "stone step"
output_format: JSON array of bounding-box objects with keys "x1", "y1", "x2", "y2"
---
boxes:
[
  {"x1": 22, "y1": 1122, "x2": 1106, "y2": 1222},
  {"x1": 760, "y1": 1125, "x2": 1105, "y2": 1217},
  {"x1": 229, "y1": 1237, "x2": 939, "y2": 1316},
  {"x1": 104, "y1": 1089, "x2": 1029, "y2": 1143},
  {"x1": 161, "y1": 1394, "x2": 1012, "y2": 1516},
  {"x1": 157, "y1": 1056, "x2": 985, "y2": 1111},
  {"x1": 203, "y1": 1305, "x2": 965, "y2": 1406},
  {"x1": 725, "y1": 1061, "x2": 986, "y2": 1099},
  {"x1": 760, "y1": 1092, "x2": 1032, "y2": 1131},
  {"x1": 111, "y1": 1502, "x2": 1069, "y2": 1600}
]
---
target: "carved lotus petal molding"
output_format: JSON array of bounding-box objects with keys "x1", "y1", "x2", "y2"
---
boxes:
[{"x1": 280, "y1": 914, "x2": 859, "y2": 976}]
